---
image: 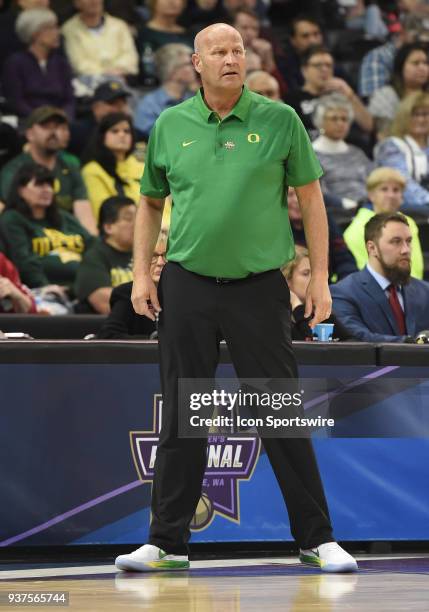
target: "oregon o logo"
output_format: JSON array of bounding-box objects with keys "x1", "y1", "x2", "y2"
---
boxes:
[{"x1": 247, "y1": 133, "x2": 260, "y2": 143}]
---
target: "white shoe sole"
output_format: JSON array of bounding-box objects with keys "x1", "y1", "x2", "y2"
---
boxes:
[{"x1": 115, "y1": 556, "x2": 190, "y2": 572}]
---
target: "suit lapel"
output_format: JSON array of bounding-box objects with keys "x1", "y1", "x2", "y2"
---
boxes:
[
  {"x1": 403, "y1": 282, "x2": 417, "y2": 336},
  {"x1": 359, "y1": 269, "x2": 398, "y2": 334}
]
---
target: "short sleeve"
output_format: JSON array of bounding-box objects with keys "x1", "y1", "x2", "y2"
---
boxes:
[
  {"x1": 140, "y1": 122, "x2": 170, "y2": 198},
  {"x1": 285, "y1": 110, "x2": 323, "y2": 187}
]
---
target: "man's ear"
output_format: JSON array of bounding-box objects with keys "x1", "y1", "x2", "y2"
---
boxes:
[
  {"x1": 192, "y1": 53, "x2": 202, "y2": 75},
  {"x1": 366, "y1": 239, "x2": 376, "y2": 257},
  {"x1": 103, "y1": 222, "x2": 113, "y2": 237}
]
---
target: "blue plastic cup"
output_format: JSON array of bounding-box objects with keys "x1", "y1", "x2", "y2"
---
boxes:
[{"x1": 312, "y1": 323, "x2": 334, "y2": 342}]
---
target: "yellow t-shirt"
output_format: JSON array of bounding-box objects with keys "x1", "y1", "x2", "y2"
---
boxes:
[{"x1": 82, "y1": 155, "x2": 144, "y2": 220}]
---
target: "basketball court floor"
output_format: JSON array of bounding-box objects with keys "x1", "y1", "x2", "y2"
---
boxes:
[{"x1": 1, "y1": 554, "x2": 428, "y2": 610}]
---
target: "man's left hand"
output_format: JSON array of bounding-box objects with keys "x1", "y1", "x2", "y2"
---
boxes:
[{"x1": 304, "y1": 276, "x2": 332, "y2": 328}]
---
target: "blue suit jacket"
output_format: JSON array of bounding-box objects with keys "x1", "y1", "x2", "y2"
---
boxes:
[{"x1": 331, "y1": 268, "x2": 429, "y2": 342}]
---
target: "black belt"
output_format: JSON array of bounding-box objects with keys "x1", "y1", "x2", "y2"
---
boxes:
[{"x1": 177, "y1": 265, "x2": 278, "y2": 284}]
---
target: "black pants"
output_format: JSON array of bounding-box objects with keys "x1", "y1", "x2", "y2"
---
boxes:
[{"x1": 149, "y1": 262, "x2": 334, "y2": 554}]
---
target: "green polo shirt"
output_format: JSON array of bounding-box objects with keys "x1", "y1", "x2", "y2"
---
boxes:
[{"x1": 140, "y1": 86, "x2": 322, "y2": 278}]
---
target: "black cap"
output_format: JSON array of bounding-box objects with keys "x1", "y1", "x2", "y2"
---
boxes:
[
  {"x1": 92, "y1": 81, "x2": 131, "y2": 103},
  {"x1": 25, "y1": 106, "x2": 68, "y2": 129}
]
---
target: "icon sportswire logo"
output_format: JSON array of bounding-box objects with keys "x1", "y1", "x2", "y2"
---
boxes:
[
  {"x1": 182, "y1": 140, "x2": 197, "y2": 147},
  {"x1": 130, "y1": 395, "x2": 261, "y2": 531}
]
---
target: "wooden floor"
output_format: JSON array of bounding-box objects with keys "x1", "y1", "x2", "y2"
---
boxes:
[{"x1": 1, "y1": 555, "x2": 428, "y2": 611}]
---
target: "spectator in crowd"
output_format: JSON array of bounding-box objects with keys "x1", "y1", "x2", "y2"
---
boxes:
[
  {"x1": 246, "y1": 70, "x2": 280, "y2": 100},
  {"x1": 282, "y1": 245, "x2": 354, "y2": 341},
  {"x1": 182, "y1": 0, "x2": 229, "y2": 36},
  {"x1": 137, "y1": 0, "x2": 192, "y2": 84},
  {"x1": 62, "y1": 0, "x2": 138, "y2": 90},
  {"x1": 96, "y1": 229, "x2": 167, "y2": 338},
  {"x1": 312, "y1": 93, "x2": 373, "y2": 207},
  {"x1": 0, "y1": 114, "x2": 21, "y2": 174},
  {"x1": 82, "y1": 112, "x2": 144, "y2": 220},
  {"x1": 0, "y1": 163, "x2": 94, "y2": 292},
  {"x1": 343, "y1": 0, "x2": 388, "y2": 40},
  {"x1": 374, "y1": 92, "x2": 429, "y2": 208},
  {"x1": 0, "y1": 251, "x2": 36, "y2": 313},
  {"x1": 331, "y1": 213, "x2": 429, "y2": 342},
  {"x1": 368, "y1": 43, "x2": 429, "y2": 131},
  {"x1": 286, "y1": 45, "x2": 373, "y2": 139},
  {"x1": 0, "y1": 106, "x2": 97, "y2": 234},
  {"x1": 231, "y1": 8, "x2": 287, "y2": 97},
  {"x1": 287, "y1": 186, "x2": 357, "y2": 282},
  {"x1": 344, "y1": 167, "x2": 424, "y2": 279},
  {"x1": 134, "y1": 43, "x2": 197, "y2": 139},
  {"x1": 75, "y1": 195, "x2": 135, "y2": 313},
  {"x1": 2, "y1": 8, "x2": 75, "y2": 119},
  {"x1": 359, "y1": 13, "x2": 429, "y2": 99},
  {"x1": 0, "y1": 0, "x2": 50, "y2": 73},
  {"x1": 245, "y1": 48, "x2": 262, "y2": 73},
  {"x1": 282, "y1": 14, "x2": 323, "y2": 92},
  {"x1": 69, "y1": 80, "x2": 132, "y2": 157}
]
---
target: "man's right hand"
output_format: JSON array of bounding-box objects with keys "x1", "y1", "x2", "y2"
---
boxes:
[{"x1": 132, "y1": 275, "x2": 161, "y2": 321}]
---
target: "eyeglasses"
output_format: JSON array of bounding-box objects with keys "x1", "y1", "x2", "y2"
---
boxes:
[{"x1": 307, "y1": 62, "x2": 333, "y2": 70}]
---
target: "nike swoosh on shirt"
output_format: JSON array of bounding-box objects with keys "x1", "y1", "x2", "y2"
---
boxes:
[{"x1": 182, "y1": 140, "x2": 197, "y2": 147}]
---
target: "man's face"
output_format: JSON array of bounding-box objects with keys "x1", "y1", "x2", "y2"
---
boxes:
[
  {"x1": 368, "y1": 221, "x2": 412, "y2": 285},
  {"x1": 26, "y1": 120, "x2": 66, "y2": 153},
  {"x1": 106, "y1": 205, "x2": 136, "y2": 251},
  {"x1": 248, "y1": 73, "x2": 280, "y2": 100},
  {"x1": 92, "y1": 97, "x2": 131, "y2": 121},
  {"x1": 368, "y1": 181, "x2": 404, "y2": 213},
  {"x1": 291, "y1": 20, "x2": 323, "y2": 54},
  {"x1": 302, "y1": 52, "x2": 334, "y2": 89},
  {"x1": 234, "y1": 12, "x2": 259, "y2": 47},
  {"x1": 192, "y1": 27, "x2": 246, "y2": 91}
]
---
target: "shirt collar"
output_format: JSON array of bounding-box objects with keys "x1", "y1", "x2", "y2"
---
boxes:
[
  {"x1": 195, "y1": 85, "x2": 251, "y2": 122},
  {"x1": 366, "y1": 263, "x2": 397, "y2": 292}
]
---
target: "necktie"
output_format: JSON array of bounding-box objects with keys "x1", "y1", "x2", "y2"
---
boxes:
[{"x1": 388, "y1": 285, "x2": 406, "y2": 335}]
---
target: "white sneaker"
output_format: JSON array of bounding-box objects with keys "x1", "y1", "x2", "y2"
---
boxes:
[
  {"x1": 115, "y1": 544, "x2": 190, "y2": 572},
  {"x1": 299, "y1": 542, "x2": 358, "y2": 573}
]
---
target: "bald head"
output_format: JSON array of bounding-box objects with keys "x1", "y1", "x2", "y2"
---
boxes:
[
  {"x1": 246, "y1": 70, "x2": 280, "y2": 100},
  {"x1": 194, "y1": 23, "x2": 243, "y2": 54},
  {"x1": 192, "y1": 22, "x2": 246, "y2": 93}
]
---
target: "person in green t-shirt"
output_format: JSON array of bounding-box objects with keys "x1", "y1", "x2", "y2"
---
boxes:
[
  {"x1": 0, "y1": 105, "x2": 97, "y2": 235},
  {"x1": 115, "y1": 24, "x2": 357, "y2": 575},
  {"x1": 0, "y1": 163, "x2": 94, "y2": 296},
  {"x1": 74, "y1": 195, "x2": 135, "y2": 314}
]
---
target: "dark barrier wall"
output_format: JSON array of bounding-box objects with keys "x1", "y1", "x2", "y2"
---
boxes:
[{"x1": 0, "y1": 342, "x2": 428, "y2": 546}]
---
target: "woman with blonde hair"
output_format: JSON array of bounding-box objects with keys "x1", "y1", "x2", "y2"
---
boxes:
[
  {"x1": 375, "y1": 91, "x2": 429, "y2": 208},
  {"x1": 282, "y1": 246, "x2": 354, "y2": 341},
  {"x1": 344, "y1": 167, "x2": 424, "y2": 278}
]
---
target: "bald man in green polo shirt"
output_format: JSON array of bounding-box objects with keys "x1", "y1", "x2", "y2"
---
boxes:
[{"x1": 115, "y1": 24, "x2": 358, "y2": 574}]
